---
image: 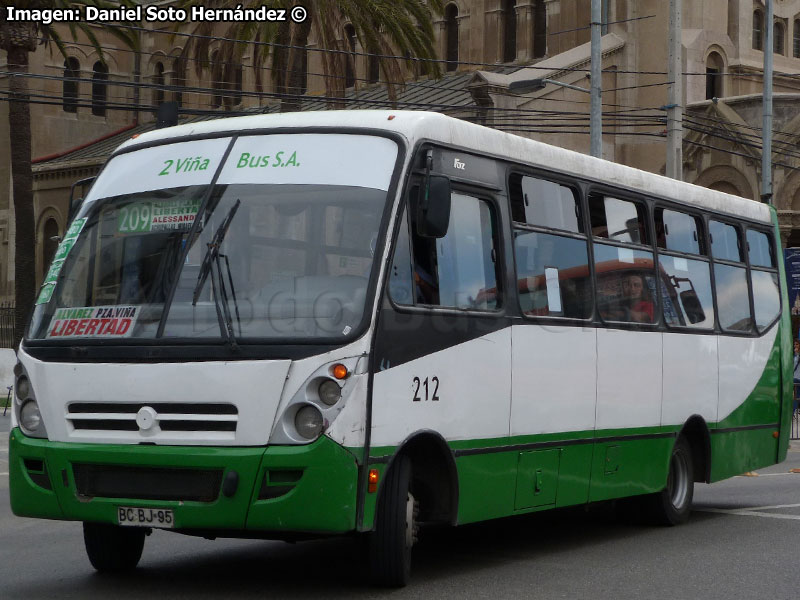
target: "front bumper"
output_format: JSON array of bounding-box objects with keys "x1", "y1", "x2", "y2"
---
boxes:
[{"x1": 8, "y1": 429, "x2": 359, "y2": 535}]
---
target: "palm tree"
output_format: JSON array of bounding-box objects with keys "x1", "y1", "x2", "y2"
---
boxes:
[
  {"x1": 0, "y1": 1, "x2": 136, "y2": 347},
  {"x1": 177, "y1": 0, "x2": 444, "y2": 113}
]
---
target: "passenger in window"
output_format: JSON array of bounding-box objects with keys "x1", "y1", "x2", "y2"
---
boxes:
[{"x1": 622, "y1": 273, "x2": 654, "y2": 323}]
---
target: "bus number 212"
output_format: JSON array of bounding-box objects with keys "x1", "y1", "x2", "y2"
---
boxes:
[{"x1": 412, "y1": 376, "x2": 440, "y2": 402}]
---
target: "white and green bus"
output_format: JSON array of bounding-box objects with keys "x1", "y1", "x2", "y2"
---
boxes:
[{"x1": 10, "y1": 111, "x2": 792, "y2": 586}]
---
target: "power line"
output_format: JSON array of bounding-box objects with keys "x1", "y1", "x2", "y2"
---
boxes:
[
  {"x1": 1, "y1": 68, "x2": 678, "y2": 121},
  {"x1": 102, "y1": 22, "x2": 797, "y2": 78},
  {"x1": 548, "y1": 14, "x2": 657, "y2": 36},
  {"x1": 684, "y1": 138, "x2": 799, "y2": 171}
]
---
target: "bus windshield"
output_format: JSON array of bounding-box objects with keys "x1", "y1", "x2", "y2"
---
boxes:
[{"x1": 28, "y1": 133, "x2": 398, "y2": 343}]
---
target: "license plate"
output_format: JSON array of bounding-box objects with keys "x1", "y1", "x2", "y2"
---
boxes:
[{"x1": 117, "y1": 506, "x2": 175, "y2": 528}]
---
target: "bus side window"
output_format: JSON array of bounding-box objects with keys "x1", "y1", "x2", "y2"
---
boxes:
[
  {"x1": 709, "y1": 220, "x2": 753, "y2": 333},
  {"x1": 389, "y1": 193, "x2": 500, "y2": 311},
  {"x1": 509, "y1": 174, "x2": 582, "y2": 233},
  {"x1": 508, "y1": 173, "x2": 590, "y2": 319},
  {"x1": 589, "y1": 195, "x2": 648, "y2": 245},
  {"x1": 655, "y1": 209, "x2": 703, "y2": 255},
  {"x1": 747, "y1": 229, "x2": 775, "y2": 268}
]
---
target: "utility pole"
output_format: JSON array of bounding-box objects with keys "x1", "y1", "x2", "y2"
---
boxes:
[
  {"x1": 665, "y1": 0, "x2": 683, "y2": 180},
  {"x1": 762, "y1": 0, "x2": 774, "y2": 204},
  {"x1": 590, "y1": 0, "x2": 602, "y2": 158}
]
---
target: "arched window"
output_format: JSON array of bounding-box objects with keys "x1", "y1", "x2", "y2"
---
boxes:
[
  {"x1": 445, "y1": 4, "x2": 459, "y2": 72},
  {"x1": 533, "y1": 0, "x2": 547, "y2": 59},
  {"x1": 172, "y1": 57, "x2": 186, "y2": 107},
  {"x1": 774, "y1": 20, "x2": 785, "y2": 55},
  {"x1": 794, "y1": 19, "x2": 800, "y2": 57},
  {"x1": 345, "y1": 24, "x2": 357, "y2": 88},
  {"x1": 91, "y1": 61, "x2": 108, "y2": 117},
  {"x1": 367, "y1": 54, "x2": 379, "y2": 84},
  {"x1": 300, "y1": 45, "x2": 308, "y2": 95},
  {"x1": 225, "y1": 64, "x2": 243, "y2": 106},
  {"x1": 706, "y1": 52, "x2": 724, "y2": 100},
  {"x1": 63, "y1": 57, "x2": 80, "y2": 113},
  {"x1": 753, "y1": 10, "x2": 763, "y2": 50},
  {"x1": 153, "y1": 62, "x2": 165, "y2": 107},
  {"x1": 503, "y1": 0, "x2": 517, "y2": 63}
]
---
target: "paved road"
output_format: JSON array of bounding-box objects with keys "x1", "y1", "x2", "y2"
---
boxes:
[{"x1": 2, "y1": 413, "x2": 800, "y2": 599}]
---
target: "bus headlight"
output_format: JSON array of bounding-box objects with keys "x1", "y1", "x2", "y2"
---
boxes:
[
  {"x1": 19, "y1": 400, "x2": 43, "y2": 433},
  {"x1": 270, "y1": 356, "x2": 363, "y2": 445},
  {"x1": 318, "y1": 380, "x2": 342, "y2": 406},
  {"x1": 295, "y1": 405, "x2": 324, "y2": 440},
  {"x1": 15, "y1": 375, "x2": 32, "y2": 402},
  {"x1": 14, "y1": 362, "x2": 48, "y2": 439}
]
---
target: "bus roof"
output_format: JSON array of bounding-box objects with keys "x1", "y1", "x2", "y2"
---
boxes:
[{"x1": 116, "y1": 110, "x2": 772, "y2": 224}]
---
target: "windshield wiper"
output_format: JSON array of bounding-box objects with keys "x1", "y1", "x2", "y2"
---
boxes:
[{"x1": 192, "y1": 199, "x2": 241, "y2": 348}]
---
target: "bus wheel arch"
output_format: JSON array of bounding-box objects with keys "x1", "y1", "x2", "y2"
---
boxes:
[
  {"x1": 678, "y1": 415, "x2": 712, "y2": 484},
  {"x1": 381, "y1": 430, "x2": 459, "y2": 527}
]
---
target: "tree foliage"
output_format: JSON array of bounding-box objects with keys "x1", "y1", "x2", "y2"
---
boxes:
[
  {"x1": 175, "y1": 0, "x2": 444, "y2": 112},
  {"x1": 0, "y1": 1, "x2": 137, "y2": 347}
]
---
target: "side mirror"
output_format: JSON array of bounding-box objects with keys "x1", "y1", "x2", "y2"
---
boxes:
[
  {"x1": 415, "y1": 175, "x2": 451, "y2": 238},
  {"x1": 68, "y1": 176, "x2": 95, "y2": 221},
  {"x1": 679, "y1": 290, "x2": 705, "y2": 324}
]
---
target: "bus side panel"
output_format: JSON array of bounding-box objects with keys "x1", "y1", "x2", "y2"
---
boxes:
[
  {"x1": 711, "y1": 330, "x2": 784, "y2": 482},
  {"x1": 661, "y1": 333, "x2": 718, "y2": 426},
  {"x1": 454, "y1": 452, "x2": 518, "y2": 524},
  {"x1": 717, "y1": 330, "x2": 780, "y2": 430},
  {"x1": 510, "y1": 325, "x2": 596, "y2": 508},
  {"x1": 370, "y1": 308, "x2": 513, "y2": 524},
  {"x1": 588, "y1": 434, "x2": 673, "y2": 502}
]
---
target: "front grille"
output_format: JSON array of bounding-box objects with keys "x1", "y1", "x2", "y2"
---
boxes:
[
  {"x1": 73, "y1": 463, "x2": 223, "y2": 502},
  {"x1": 67, "y1": 402, "x2": 238, "y2": 434}
]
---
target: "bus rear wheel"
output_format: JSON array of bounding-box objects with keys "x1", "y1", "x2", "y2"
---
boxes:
[
  {"x1": 83, "y1": 522, "x2": 146, "y2": 572},
  {"x1": 369, "y1": 455, "x2": 418, "y2": 587},
  {"x1": 649, "y1": 436, "x2": 694, "y2": 526}
]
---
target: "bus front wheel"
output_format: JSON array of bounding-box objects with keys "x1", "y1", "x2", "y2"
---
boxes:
[
  {"x1": 83, "y1": 522, "x2": 146, "y2": 572},
  {"x1": 369, "y1": 455, "x2": 418, "y2": 587},
  {"x1": 649, "y1": 436, "x2": 694, "y2": 525}
]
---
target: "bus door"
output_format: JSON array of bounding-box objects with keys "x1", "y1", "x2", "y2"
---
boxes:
[{"x1": 372, "y1": 177, "x2": 513, "y2": 524}]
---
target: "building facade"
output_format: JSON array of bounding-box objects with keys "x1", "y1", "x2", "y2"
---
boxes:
[{"x1": 2, "y1": 0, "x2": 800, "y2": 302}]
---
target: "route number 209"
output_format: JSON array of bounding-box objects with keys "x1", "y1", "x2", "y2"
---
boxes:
[{"x1": 412, "y1": 376, "x2": 440, "y2": 402}]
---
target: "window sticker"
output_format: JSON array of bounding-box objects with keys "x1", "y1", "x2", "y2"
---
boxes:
[
  {"x1": 545, "y1": 267, "x2": 562, "y2": 313},
  {"x1": 36, "y1": 217, "x2": 87, "y2": 305},
  {"x1": 84, "y1": 138, "x2": 231, "y2": 202},
  {"x1": 46, "y1": 305, "x2": 140, "y2": 339},
  {"x1": 117, "y1": 198, "x2": 202, "y2": 234},
  {"x1": 673, "y1": 257, "x2": 689, "y2": 272},
  {"x1": 216, "y1": 134, "x2": 398, "y2": 191}
]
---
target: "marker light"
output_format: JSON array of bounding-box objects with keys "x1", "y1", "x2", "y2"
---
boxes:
[
  {"x1": 368, "y1": 469, "x2": 380, "y2": 493},
  {"x1": 331, "y1": 363, "x2": 349, "y2": 380}
]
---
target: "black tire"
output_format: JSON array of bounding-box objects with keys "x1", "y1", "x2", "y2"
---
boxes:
[
  {"x1": 648, "y1": 436, "x2": 694, "y2": 526},
  {"x1": 369, "y1": 455, "x2": 418, "y2": 587},
  {"x1": 83, "y1": 522, "x2": 146, "y2": 572}
]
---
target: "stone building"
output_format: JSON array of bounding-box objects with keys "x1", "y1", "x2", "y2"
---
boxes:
[{"x1": 2, "y1": 0, "x2": 800, "y2": 302}]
